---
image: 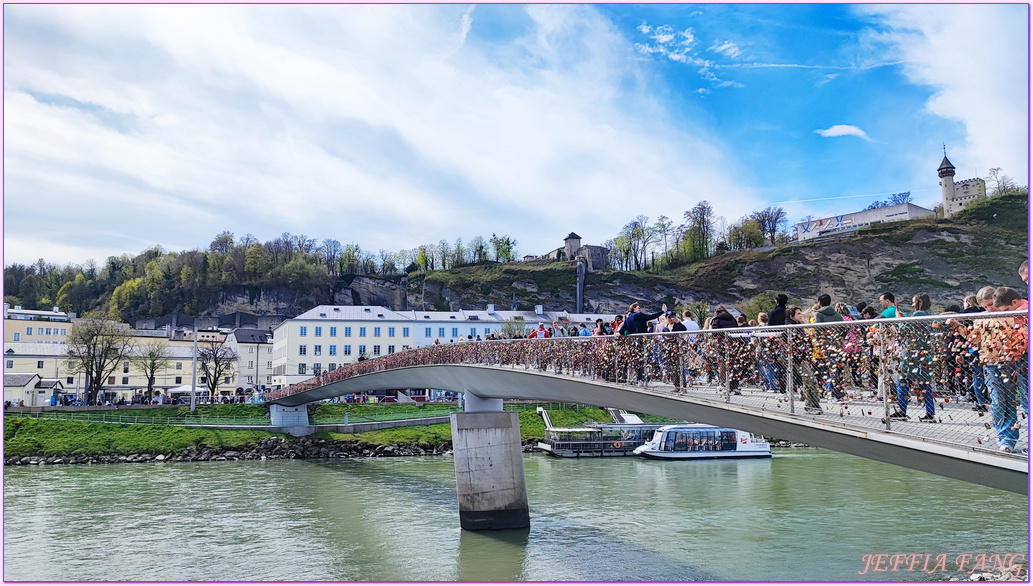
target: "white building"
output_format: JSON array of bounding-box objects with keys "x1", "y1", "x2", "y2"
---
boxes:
[
  {"x1": 223, "y1": 328, "x2": 275, "y2": 392},
  {"x1": 938, "y1": 156, "x2": 987, "y2": 218},
  {"x1": 270, "y1": 306, "x2": 414, "y2": 389},
  {"x1": 3, "y1": 303, "x2": 73, "y2": 344},
  {"x1": 795, "y1": 202, "x2": 935, "y2": 241}
]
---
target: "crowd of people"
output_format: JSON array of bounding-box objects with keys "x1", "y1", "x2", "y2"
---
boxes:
[{"x1": 272, "y1": 261, "x2": 1028, "y2": 454}]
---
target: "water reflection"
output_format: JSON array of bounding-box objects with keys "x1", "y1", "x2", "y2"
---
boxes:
[{"x1": 457, "y1": 528, "x2": 530, "y2": 581}]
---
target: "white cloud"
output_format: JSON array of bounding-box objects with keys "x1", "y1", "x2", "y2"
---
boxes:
[
  {"x1": 814, "y1": 125, "x2": 874, "y2": 142},
  {"x1": 708, "y1": 40, "x2": 741, "y2": 59},
  {"x1": 3, "y1": 5, "x2": 760, "y2": 265},
  {"x1": 858, "y1": 4, "x2": 1029, "y2": 183}
]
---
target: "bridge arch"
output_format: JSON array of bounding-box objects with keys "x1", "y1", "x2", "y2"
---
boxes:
[{"x1": 270, "y1": 364, "x2": 1026, "y2": 494}]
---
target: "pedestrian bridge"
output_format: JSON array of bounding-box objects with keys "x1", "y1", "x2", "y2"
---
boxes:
[{"x1": 265, "y1": 314, "x2": 1028, "y2": 496}]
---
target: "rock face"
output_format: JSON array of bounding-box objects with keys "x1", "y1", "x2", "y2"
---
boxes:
[{"x1": 200, "y1": 211, "x2": 1028, "y2": 316}]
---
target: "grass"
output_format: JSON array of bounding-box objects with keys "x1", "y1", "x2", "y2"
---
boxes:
[{"x1": 3, "y1": 418, "x2": 278, "y2": 457}]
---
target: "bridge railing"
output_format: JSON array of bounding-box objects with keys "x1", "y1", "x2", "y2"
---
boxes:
[{"x1": 266, "y1": 311, "x2": 1028, "y2": 455}]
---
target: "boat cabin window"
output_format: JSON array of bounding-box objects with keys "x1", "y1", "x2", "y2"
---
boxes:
[{"x1": 662, "y1": 429, "x2": 740, "y2": 451}]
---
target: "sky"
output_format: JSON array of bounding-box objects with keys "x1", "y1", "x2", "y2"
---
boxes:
[{"x1": 3, "y1": 3, "x2": 1029, "y2": 267}]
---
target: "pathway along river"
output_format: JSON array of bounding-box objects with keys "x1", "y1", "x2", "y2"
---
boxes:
[{"x1": 4, "y1": 450, "x2": 1028, "y2": 581}]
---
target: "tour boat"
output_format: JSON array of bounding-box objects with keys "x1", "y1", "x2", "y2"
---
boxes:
[
  {"x1": 536, "y1": 407, "x2": 667, "y2": 458},
  {"x1": 633, "y1": 424, "x2": 771, "y2": 459}
]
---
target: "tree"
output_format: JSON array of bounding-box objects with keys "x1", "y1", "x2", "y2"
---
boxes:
[
  {"x1": 320, "y1": 239, "x2": 343, "y2": 276},
  {"x1": 987, "y1": 167, "x2": 1016, "y2": 197},
  {"x1": 469, "y1": 236, "x2": 488, "y2": 263},
  {"x1": 888, "y1": 191, "x2": 912, "y2": 205},
  {"x1": 66, "y1": 315, "x2": 135, "y2": 404},
  {"x1": 684, "y1": 201, "x2": 715, "y2": 261},
  {"x1": 654, "y1": 215, "x2": 673, "y2": 254},
  {"x1": 500, "y1": 317, "x2": 529, "y2": 338},
  {"x1": 489, "y1": 234, "x2": 517, "y2": 262},
  {"x1": 209, "y1": 231, "x2": 234, "y2": 254},
  {"x1": 133, "y1": 339, "x2": 172, "y2": 401},
  {"x1": 750, "y1": 206, "x2": 787, "y2": 244},
  {"x1": 198, "y1": 340, "x2": 237, "y2": 401}
]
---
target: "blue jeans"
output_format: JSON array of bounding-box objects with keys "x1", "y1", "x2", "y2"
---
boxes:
[
  {"x1": 972, "y1": 366, "x2": 988, "y2": 406},
  {"x1": 984, "y1": 364, "x2": 1029, "y2": 450},
  {"x1": 896, "y1": 379, "x2": 934, "y2": 416}
]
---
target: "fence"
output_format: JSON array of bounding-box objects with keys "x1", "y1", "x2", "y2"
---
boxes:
[{"x1": 267, "y1": 311, "x2": 1029, "y2": 455}]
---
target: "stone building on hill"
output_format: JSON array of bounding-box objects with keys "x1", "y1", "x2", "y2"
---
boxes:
[
  {"x1": 938, "y1": 155, "x2": 987, "y2": 218},
  {"x1": 539, "y1": 233, "x2": 610, "y2": 271}
]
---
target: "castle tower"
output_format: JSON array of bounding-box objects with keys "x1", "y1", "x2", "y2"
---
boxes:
[
  {"x1": 938, "y1": 155, "x2": 957, "y2": 217},
  {"x1": 563, "y1": 232, "x2": 581, "y2": 261}
]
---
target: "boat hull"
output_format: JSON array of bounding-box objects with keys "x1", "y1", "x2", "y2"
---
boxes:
[{"x1": 635, "y1": 449, "x2": 771, "y2": 460}]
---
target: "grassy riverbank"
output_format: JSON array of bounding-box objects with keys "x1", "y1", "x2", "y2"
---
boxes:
[
  {"x1": 5, "y1": 403, "x2": 663, "y2": 458},
  {"x1": 4, "y1": 418, "x2": 277, "y2": 458}
]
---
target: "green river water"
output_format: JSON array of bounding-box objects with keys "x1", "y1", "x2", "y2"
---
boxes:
[{"x1": 3, "y1": 450, "x2": 1027, "y2": 581}]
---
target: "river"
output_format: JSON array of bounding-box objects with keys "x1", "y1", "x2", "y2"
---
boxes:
[{"x1": 4, "y1": 450, "x2": 1027, "y2": 581}]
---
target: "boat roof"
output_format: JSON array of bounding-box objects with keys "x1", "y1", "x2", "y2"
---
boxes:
[{"x1": 655, "y1": 423, "x2": 737, "y2": 431}]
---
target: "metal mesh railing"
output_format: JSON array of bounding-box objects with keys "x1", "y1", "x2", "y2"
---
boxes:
[
  {"x1": 266, "y1": 311, "x2": 1028, "y2": 457},
  {"x1": 3, "y1": 411, "x2": 273, "y2": 426}
]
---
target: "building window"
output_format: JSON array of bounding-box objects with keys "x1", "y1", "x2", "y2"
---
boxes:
[
  {"x1": 388, "y1": 327, "x2": 395, "y2": 337},
  {"x1": 61, "y1": 329, "x2": 67, "y2": 336},
  {"x1": 299, "y1": 326, "x2": 307, "y2": 336},
  {"x1": 388, "y1": 345, "x2": 395, "y2": 354},
  {"x1": 374, "y1": 327, "x2": 381, "y2": 337},
  {"x1": 224, "y1": 376, "x2": 231, "y2": 384},
  {"x1": 122, "y1": 376, "x2": 129, "y2": 385},
  {"x1": 425, "y1": 327, "x2": 432, "y2": 338},
  {"x1": 37, "y1": 360, "x2": 44, "y2": 369},
  {"x1": 175, "y1": 376, "x2": 182, "y2": 384},
  {"x1": 107, "y1": 376, "x2": 115, "y2": 385},
  {"x1": 344, "y1": 345, "x2": 352, "y2": 356},
  {"x1": 267, "y1": 361, "x2": 272, "y2": 369},
  {"x1": 248, "y1": 346, "x2": 255, "y2": 354},
  {"x1": 266, "y1": 375, "x2": 272, "y2": 384},
  {"x1": 470, "y1": 327, "x2": 476, "y2": 336},
  {"x1": 12, "y1": 333, "x2": 19, "y2": 341},
  {"x1": 298, "y1": 364, "x2": 307, "y2": 375},
  {"x1": 315, "y1": 326, "x2": 322, "y2": 337},
  {"x1": 329, "y1": 345, "x2": 337, "y2": 356},
  {"x1": 452, "y1": 328, "x2": 458, "y2": 338},
  {"x1": 313, "y1": 364, "x2": 322, "y2": 375},
  {"x1": 358, "y1": 345, "x2": 366, "y2": 356},
  {"x1": 299, "y1": 345, "x2": 307, "y2": 355},
  {"x1": 247, "y1": 361, "x2": 254, "y2": 369},
  {"x1": 330, "y1": 326, "x2": 337, "y2": 336},
  {"x1": 123, "y1": 361, "x2": 130, "y2": 373},
  {"x1": 438, "y1": 327, "x2": 445, "y2": 337},
  {"x1": 314, "y1": 345, "x2": 322, "y2": 356},
  {"x1": 372, "y1": 345, "x2": 380, "y2": 356},
  {"x1": 403, "y1": 327, "x2": 409, "y2": 337},
  {"x1": 5, "y1": 360, "x2": 12, "y2": 369},
  {"x1": 344, "y1": 327, "x2": 352, "y2": 337},
  {"x1": 26, "y1": 327, "x2": 32, "y2": 336},
  {"x1": 360, "y1": 327, "x2": 367, "y2": 337},
  {"x1": 247, "y1": 375, "x2": 253, "y2": 384},
  {"x1": 200, "y1": 377, "x2": 207, "y2": 384},
  {"x1": 66, "y1": 376, "x2": 74, "y2": 384},
  {"x1": 176, "y1": 362, "x2": 183, "y2": 370}
]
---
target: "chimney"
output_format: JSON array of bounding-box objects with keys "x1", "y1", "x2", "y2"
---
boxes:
[{"x1": 486, "y1": 304, "x2": 495, "y2": 313}]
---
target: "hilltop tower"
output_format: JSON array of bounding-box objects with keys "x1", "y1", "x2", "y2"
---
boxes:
[
  {"x1": 563, "y1": 232, "x2": 582, "y2": 260},
  {"x1": 938, "y1": 154, "x2": 987, "y2": 218}
]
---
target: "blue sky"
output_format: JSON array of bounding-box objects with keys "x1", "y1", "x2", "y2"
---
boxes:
[{"x1": 3, "y1": 4, "x2": 1028, "y2": 266}]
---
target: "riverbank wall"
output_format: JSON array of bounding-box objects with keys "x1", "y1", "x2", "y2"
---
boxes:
[{"x1": 3, "y1": 435, "x2": 547, "y2": 466}]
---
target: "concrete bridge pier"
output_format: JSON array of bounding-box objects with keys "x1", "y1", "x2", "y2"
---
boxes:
[
  {"x1": 450, "y1": 391, "x2": 530, "y2": 531},
  {"x1": 269, "y1": 404, "x2": 315, "y2": 436}
]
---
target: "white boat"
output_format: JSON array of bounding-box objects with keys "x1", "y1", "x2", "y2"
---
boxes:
[{"x1": 633, "y1": 424, "x2": 771, "y2": 459}]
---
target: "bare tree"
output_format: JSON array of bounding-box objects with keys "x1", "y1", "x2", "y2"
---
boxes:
[
  {"x1": 198, "y1": 340, "x2": 238, "y2": 401},
  {"x1": 133, "y1": 339, "x2": 172, "y2": 401},
  {"x1": 320, "y1": 239, "x2": 343, "y2": 276},
  {"x1": 987, "y1": 167, "x2": 1016, "y2": 197},
  {"x1": 750, "y1": 206, "x2": 788, "y2": 244},
  {"x1": 65, "y1": 314, "x2": 135, "y2": 404}
]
